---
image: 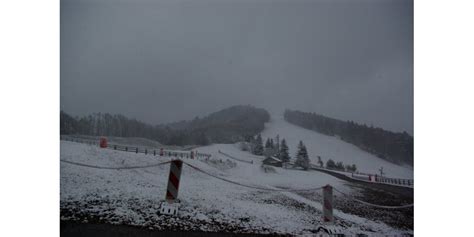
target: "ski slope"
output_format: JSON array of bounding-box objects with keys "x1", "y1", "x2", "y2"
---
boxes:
[
  {"x1": 261, "y1": 113, "x2": 413, "y2": 179},
  {"x1": 60, "y1": 141, "x2": 411, "y2": 235}
]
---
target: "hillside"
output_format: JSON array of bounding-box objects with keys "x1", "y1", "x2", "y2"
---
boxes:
[
  {"x1": 261, "y1": 113, "x2": 413, "y2": 179},
  {"x1": 162, "y1": 105, "x2": 270, "y2": 145},
  {"x1": 284, "y1": 110, "x2": 413, "y2": 166},
  {"x1": 60, "y1": 105, "x2": 270, "y2": 146}
]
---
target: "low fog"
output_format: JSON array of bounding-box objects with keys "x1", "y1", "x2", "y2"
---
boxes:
[{"x1": 60, "y1": 0, "x2": 413, "y2": 134}]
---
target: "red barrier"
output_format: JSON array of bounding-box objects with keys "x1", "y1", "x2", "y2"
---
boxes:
[{"x1": 99, "y1": 137, "x2": 107, "y2": 148}]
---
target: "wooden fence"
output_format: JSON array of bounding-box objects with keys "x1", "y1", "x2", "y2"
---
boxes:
[{"x1": 60, "y1": 136, "x2": 212, "y2": 159}]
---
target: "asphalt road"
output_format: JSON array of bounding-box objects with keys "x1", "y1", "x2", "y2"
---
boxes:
[{"x1": 60, "y1": 221, "x2": 288, "y2": 237}]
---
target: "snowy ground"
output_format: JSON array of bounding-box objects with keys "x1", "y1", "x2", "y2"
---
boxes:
[
  {"x1": 261, "y1": 113, "x2": 413, "y2": 179},
  {"x1": 61, "y1": 140, "x2": 413, "y2": 236}
]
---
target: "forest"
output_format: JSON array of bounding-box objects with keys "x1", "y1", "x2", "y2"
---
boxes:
[
  {"x1": 60, "y1": 105, "x2": 270, "y2": 146},
  {"x1": 284, "y1": 109, "x2": 413, "y2": 166}
]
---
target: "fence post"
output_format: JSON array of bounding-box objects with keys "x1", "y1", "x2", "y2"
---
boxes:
[
  {"x1": 160, "y1": 148, "x2": 164, "y2": 156},
  {"x1": 125, "y1": 147, "x2": 128, "y2": 152},
  {"x1": 136, "y1": 148, "x2": 138, "y2": 153},
  {"x1": 323, "y1": 185, "x2": 334, "y2": 225},
  {"x1": 114, "y1": 145, "x2": 117, "y2": 150},
  {"x1": 154, "y1": 150, "x2": 156, "y2": 156},
  {"x1": 145, "y1": 149, "x2": 147, "y2": 155}
]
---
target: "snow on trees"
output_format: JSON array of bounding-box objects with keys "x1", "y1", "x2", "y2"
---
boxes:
[
  {"x1": 274, "y1": 135, "x2": 280, "y2": 158},
  {"x1": 253, "y1": 134, "x2": 264, "y2": 156},
  {"x1": 265, "y1": 138, "x2": 271, "y2": 149},
  {"x1": 279, "y1": 138, "x2": 290, "y2": 163},
  {"x1": 326, "y1": 159, "x2": 336, "y2": 169},
  {"x1": 294, "y1": 140, "x2": 310, "y2": 170},
  {"x1": 264, "y1": 139, "x2": 277, "y2": 158}
]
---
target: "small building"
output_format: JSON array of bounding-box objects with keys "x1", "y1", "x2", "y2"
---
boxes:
[{"x1": 262, "y1": 156, "x2": 283, "y2": 167}]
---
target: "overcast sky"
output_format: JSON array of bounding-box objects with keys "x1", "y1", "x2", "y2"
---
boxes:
[{"x1": 61, "y1": 0, "x2": 413, "y2": 134}]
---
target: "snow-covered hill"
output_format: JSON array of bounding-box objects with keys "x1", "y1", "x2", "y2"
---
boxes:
[
  {"x1": 261, "y1": 113, "x2": 413, "y2": 179},
  {"x1": 61, "y1": 140, "x2": 412, "y2": 235}
]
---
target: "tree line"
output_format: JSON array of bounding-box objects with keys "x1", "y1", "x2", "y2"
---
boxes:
[
  {"x1": 244, "y1": 134, "x2": 311, "y2": 170},
  {"x1": 316, "y1": 156, "x2": 357, "y2": 173},
  {"x1": 284, "y1": 109, "x2": 413, "y2": 166},
  {"x1": 60, "y1": 105, "x2": 270, "y2": 146}
]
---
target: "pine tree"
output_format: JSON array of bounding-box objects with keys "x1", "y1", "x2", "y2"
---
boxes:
[
  {"x1": 274, "y1": 135, "x2": 280, "y2": 158},
  {"x1": 335, "y1": 161, "x2": 344, "y2": 171},
  {"x1": 326, "y1": 159, "x2": 336, "y2": 169},
  {"x1": 295, "y1": 140, "x2": 310, "y2": 170},
  {"x1": 264, "y1": 137, "x2": 272, "y2": 158},
  {"x1": 279, "y1": 139, "x2": 290, "y2": 162},
  {"x1": 253, "y1": 134, "x2": 264, "y2": 156},
  {"x1": 265, "y1": 138, "x2": 271, "y2": 149}
]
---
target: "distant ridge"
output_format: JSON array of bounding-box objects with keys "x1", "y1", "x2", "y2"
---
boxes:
[{"x1": 60, "y1": 105, "x2": 269, "y2": 146}]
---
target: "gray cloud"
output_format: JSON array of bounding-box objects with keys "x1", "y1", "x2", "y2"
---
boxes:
[{"x1": 61, "y1": 0, "x2": 413, "y2": 133}]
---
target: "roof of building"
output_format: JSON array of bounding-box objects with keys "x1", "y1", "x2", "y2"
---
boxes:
[{"x1": 263, "y1": 156, "x2": 282, "y2": 163}]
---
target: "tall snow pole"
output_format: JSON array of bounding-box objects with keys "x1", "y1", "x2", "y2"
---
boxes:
[{"x1": 323, "y1": 185, "x2": 334, "y2": 224}]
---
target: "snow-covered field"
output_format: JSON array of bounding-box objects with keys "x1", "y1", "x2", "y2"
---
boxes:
[
  {"x1": 61, "y1": 140, "x2": 412, "y2": 236},
  {"x1": 60, "y1": 112, "x2": 414, "y2": 235},
  {"x1": 261, "y1": 114, "x2": 413, "y2": 179}
]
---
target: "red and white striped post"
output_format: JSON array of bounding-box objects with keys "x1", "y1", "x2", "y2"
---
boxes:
[
  {"x1": 165, "y1": 159, "x2": 183, "y2": 203},
  {"x1": 323, "y1": 185, "x2": 334, "y2": 224}
]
